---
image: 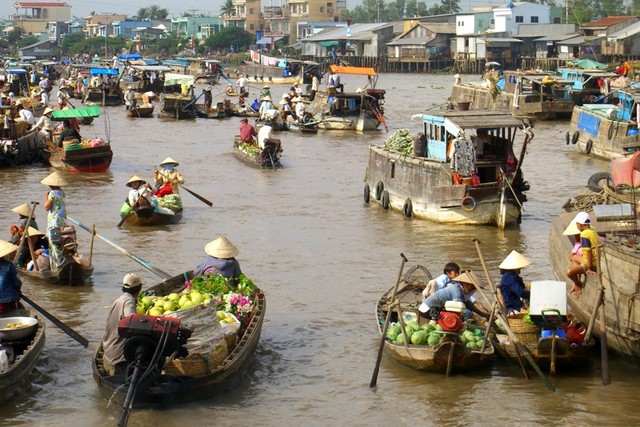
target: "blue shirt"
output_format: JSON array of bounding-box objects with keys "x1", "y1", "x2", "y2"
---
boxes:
[
  {"x1": 499, "y1": 271, "x2": 530, "y2": 313},
  {"x1": 0, "y1": 259, "x2": 22, "y2": 303},
  {"x1": 434, "y1": 273, "x2": 453, "y2": 291},
  {"x1": 193, "y1": 256, "x2": 242, "y2": 287},
  {"x1": 424, "y1": 282, "x2": 473, "y2": 311}
]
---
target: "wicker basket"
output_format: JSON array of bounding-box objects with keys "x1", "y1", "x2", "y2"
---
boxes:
[
  {"x1": 225, "y1": 333, "x2": 237, "y2": 352},
  {"x1": 166, "y1": 345, "x2": 228, "y2": 376},
  {"x1": 507, "y1": 313, "x2": 541, "y2": 346}
]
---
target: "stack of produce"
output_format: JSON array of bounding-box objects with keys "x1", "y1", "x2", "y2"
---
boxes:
[
  {"x1": 383, "y1": 129, "x2": 414, "y2": 155},
  {"x1": 156, "y1": 194, "x2": 182, "y2": 212},
  {"x1": 459, "y1": 328, "x2": 485, "y2": 349},
  {"x1": 136, "y1": 289, "x2": 211, "y2": 316},
  {"x1": 386, "y1": 321, "x2": 444, "y2": 346}
]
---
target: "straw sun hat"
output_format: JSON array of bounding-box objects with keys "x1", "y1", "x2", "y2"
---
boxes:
[
  {"x1": 126, "y1": 175, "x2": 146, "y2": 187},
  {"x1": 499, "y1": 250, "x2": 532, "y2": 270},
  {"x1": 12, "y1": 203, "x2": 34, "y2": 218},
  {"x1": 204, "y1": 236, "x2": 239, "y2": 259},
  {"x1": 43, "y1": 107, "x2": 54, "y2": 115},
  {"x1": 25, "y1": 226, "x2": 44, "y2": 238},
  {"x1": 0, "y1": 239, "x2": 19, "y2": 259},
  {"x1": 455, "y1": 270, "x2": 483, "y2": 289},
  {"x1": 562, "y1": 220, "x2": 580, "y2": 236},
  {"x1": 160, "y1": 157, "x2": 179, "y2": 166},
  {"x1": 40, "y1": 171, "x2": 68, "y2": 187}
]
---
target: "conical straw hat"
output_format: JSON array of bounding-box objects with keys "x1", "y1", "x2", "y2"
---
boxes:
[
  {"x1": 562, "y1": 220, "x2": 580, "y2": 236},
  {"x1": 25, "y1": 226, "x2": 44, "y2": 237},
  {"x1": 12, "y1": 203, "x2": 34, "y2": 218},
  {"x1": 455, "y1": 270, "x2": 483, "y2": 289},
  {"x1": 204, "y1": 236, "x2": 239, "y2": 259},
  {"x1": 40, "y1": 171, "x2": 68, "y2": 187},
  {"x1": 160, "y1": 157, "x2": 179, "y2": 166},
  {"x1": 126, "y1": 175, "x2": 146, "y2": 187},
  {"x1": 499, "y1": 250, "x2": 531, "y2": 270},
  {"x1": 0, "y1": 239, "x2": 19, "y2": 258}
]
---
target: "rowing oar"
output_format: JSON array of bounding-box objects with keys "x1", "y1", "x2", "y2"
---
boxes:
[
  {"x1": 179, "y1": 185, "x2": 213, "y2": 207},
  {"x1": 67, "y1": 217, "x2": 172, "y2": 280},
  {"x1": 370, "y1": 253, "x2": 408, "y2": 388},
  {"x1": 21, "y1": 293, "x2": 89, "y2": 347}
]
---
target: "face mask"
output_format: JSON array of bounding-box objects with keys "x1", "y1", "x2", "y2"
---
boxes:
[{"x1": 165, "y1": 165, "x2": 174, "y2": 171}]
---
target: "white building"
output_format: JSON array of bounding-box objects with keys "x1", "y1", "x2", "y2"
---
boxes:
[{"x1": 492, "y1": 2, "x2": 550, "y2": 36}]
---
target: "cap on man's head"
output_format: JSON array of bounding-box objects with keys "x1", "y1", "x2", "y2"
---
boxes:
[
  {"x1": 123, "y1": 273, "x2": 142, "y2": 289},
  {"x1": 574, "y1": 211, "x2": 591, "y2": 225}
]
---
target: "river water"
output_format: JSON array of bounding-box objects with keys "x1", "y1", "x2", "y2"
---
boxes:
[{"x1": 1, "y1": 74, "x2": 639, "y2": 426}]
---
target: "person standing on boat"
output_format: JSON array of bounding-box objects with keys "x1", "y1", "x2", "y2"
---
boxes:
[
  {"x1": 203, "y1": 87, "x2": 213, "y2": 109},
  {"x1": 258, "y1": 125, "x2": 273, "y2": 149},
  {"x1": 568, "y1": 211, "x2": 599, "y2": 297},
  {"x1": 33, "y1": 107, "x2": 54, "y2": 139},
  {"x1": 41, "y1": 172, "x2": 68, "y2": 271},
  {"x1": 154, "y1": 157, "x2": 184, "y2": 196},
  {"x1": 15, "y1": 102, "x2": 35, "y2": 126},
  {"x1": 102, "y1": 273, "x2": 143, "y2": 376},
  {"x1": 0, "y1": 239, "x2": 22, "y2": 316},
  {"x1": 239, "y1": 118, "x2": 257, "y2": 143},
  {"x1": 261, "y1": 85, "x2": 271, "y2": 99},
  {"x1": 124, "y1": 86, "x2": 136, "y2": 110},
  {"x1": 236, "y1": 76, "x2": 247, "y2": 96},
  {"x1": 327, "y1": 71, "x2": 343, "y2": 93},
  {"x1": 194, "y1": 237, "x2": 242, "y2": 287},
  {"x1": 309, "y1": 72, "x2": 320, "y2": 101},
  {"x1": 9, "y1": 203, "x2": 39, "y2": 245},
  {"x1": 294, "y1": 97, "x2": 306, "y2": 121},
  {"x1": 126, "y1": 175, "x2": 154, "y2": 208},
  {"x1": 498, "y1": 250, "x2": 531, "y2": 314},
  {"x1": 259, "y1": 96, "x2": 273, "y2": 121}
]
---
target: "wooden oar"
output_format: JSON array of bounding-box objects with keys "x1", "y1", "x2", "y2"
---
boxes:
[
  {"x1": 13, "y1": 201, "x2": 39, "y2": 265},
  {"x1": 67, "y1": 217, "x2": 172, "y2": 280},
  {"x1": 179, "y1": 185, "x2": 213, "y2": 207},
  {"x1": 117, "y1": 212, "x2": 132, "y2": 228},
  {"x1": 370, "y1": 253, "x2": 408, "y2": 388},
  {"x1": 21, "y1": 293, "x2": 89, "y2": 347}
]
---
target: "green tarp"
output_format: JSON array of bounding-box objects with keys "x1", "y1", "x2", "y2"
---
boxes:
[
  {"x1": 320, "y1": 41, "x2": 340, "y2": 47},
  {"x1": 51, "y1": 106, "x2": 101, "y2": 119},
  {"x1": 566, "y1": 59, "x2": 608, "y2": 70}
]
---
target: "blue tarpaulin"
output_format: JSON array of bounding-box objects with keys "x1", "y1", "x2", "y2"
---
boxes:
[
  {"x1": 118, "y1": 53, "x2": 142, "y2": 60},
  {"x1": 577, "y1": 111, "x2": 600, "y2": 137},
  {"x1": 89, "y1": 68, "x2": 119, "y2": 76}
]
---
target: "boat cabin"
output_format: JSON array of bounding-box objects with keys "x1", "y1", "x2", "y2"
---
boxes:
[
  {"x1": 557, "y1": 68, "x2": 620, "y2": 103},
  {"x1": 0, "y1": 69, "x2": 31, "y2": 97}
]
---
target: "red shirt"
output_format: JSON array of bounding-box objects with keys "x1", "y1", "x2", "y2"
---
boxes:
[{"x1": 240, "y1": 122, "x2": 256, "y2": 141}]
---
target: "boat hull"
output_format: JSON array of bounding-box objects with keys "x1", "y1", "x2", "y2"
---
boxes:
[
  {"x1": 43, "y1": 145, "x2": 113, "y2": 173},
  {"x1": 18, "y1": 259, "x2": 94, "y2": 285},
  {"x1": 121, "y1": 207, "x2": 183, "y2": 226},
  {"x1": 160, "y1": 94, "x2": 196, "y2": 120},
  {"x1": 126, "y1": 106, "x2": 154, "y2": 118},
  {"x1": 233, "y1": 137, "x2": 282, "y2": 169}
]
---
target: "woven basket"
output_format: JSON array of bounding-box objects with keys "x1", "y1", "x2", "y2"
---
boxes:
[
  {"x1": 225, "y1": 333, "x2": 237, "y2": 352},
  {"x1": 166, "y1": 345, "x2": 228, "y2": 376},
  {"x1": 507, "y1": 314, "x2": 540, "y2": 346}
]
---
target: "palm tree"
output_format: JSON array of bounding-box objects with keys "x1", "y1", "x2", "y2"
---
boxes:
[{"x1": 220, "y1": 0, "x2": 235, "y2": 16}]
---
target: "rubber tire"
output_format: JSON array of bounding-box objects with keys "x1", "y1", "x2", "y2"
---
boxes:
[
  {"x1": 381, "y1": 190, "x2": 390, "y2": 210},
  {"x1": 363, "y1": 184, "x2": 370, "y2": 204},
  {"x1": 571, "y1": 131, "x2": 579, "y2": 145},
  {"x1": 375, "y1": 181, "x2": 384, "y2": 200},
  {"x1": 402, "y1": 198, "x2": 412, "y2": 217},
  {"x1": 565, "y1": 131, "x2": 570, "y2": 145},
  {"x1": 587, "y1": 172, "x2": 612, "y2": 193},
  {"x1": 461, "y1": 196, "x2": 477, "y2": 212},
  {"x1": 585, "y1": 139, "x2": 593, "y2": 155}
]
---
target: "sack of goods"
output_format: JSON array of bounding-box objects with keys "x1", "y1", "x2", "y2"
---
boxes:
[{"x1": 156, "y1": 194, "x2": 182, "y2": 212}]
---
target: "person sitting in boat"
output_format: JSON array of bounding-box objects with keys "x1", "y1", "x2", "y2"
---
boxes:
[
  {"x1": 239, "y1": 118, "x2": 257, "y2": 144},
  {"x1": 0, "y1": 239, "x2": 22, "y2": 316},
  {"x1": 498, "y1": 250, "x2": 531, "y2": 314},
  {"x1": 14, "y1": 227, "x2": 46, "y2": 269},
  {"x1": 418, "y1": 271, "x2": 488, "y2": 319},
  {"x1": 15, "y1": 101, "x2": 35, "y2": 126},
  {"x1": 42, "y1": 172, "x2": 68, "y2": 271},
  {"x1": 9, "y1": 203, "x2": 39, "y2": 245},
  {"x1": 194, "y1": 236, "x2": 242, "y2": 287},
  {"x1": 226, "y1": 84, "x2": 236, "y2": 96},
  {"x1": 327, "y1": 71, "x2": 344, "y2": 94},
  {"x1": 261, "y1": 85, "x2": 271, "y2": 99},
  {"x1": 56, "y1": 119, "x2": 81, "y2": 148},
  {"x1": 203, "y1": 87, "x2": 213, "y2": 109},
  {"x1": 249, "y1": 98, "x2": 261, "y2": 113},
  {"x1": 422, "y1": 262, "x2": 461, "y2": 298},
  {"x1": 124, "y1": 86, "x2": 136, "y2": 110},
  {"x1": 153, "y1": 157, "x2": 184, "y2": 196},
  {"x1": 126, "y1": 175, "x2": 154, "y2": 208},
  {"x1": 102, "y1": 273, "x2": 143, "y2": 376},
  {"x1": 293, "y1": 97, "x2": 306, "y2": 121},
  {"x1": 258, "y1": 125, "x2": 273, "y2": 150},
  {"x1": 279, "y1": 97, "x2": 292, "y2": 121},
  {"x1": 567, "y1": 212, "x2": 599, "y2": 298},
  {"x1": 259, "y1": 96, "x2": 273, "y2": 121},
  {"x1": 33, "y1": 107, "x2": 54, "y2": 139},
  {"x1": 564, "y1": 219, "x2": 585, "y2": 295}
]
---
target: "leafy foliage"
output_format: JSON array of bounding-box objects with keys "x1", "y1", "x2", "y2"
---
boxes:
[
  {"x1": 220, "y1": 0, "x2": 235, "y2": 16},
  {"x1": 135, "y1": 4, "x2": 169, "y2": 20},
  {"x1": 58, "y1": 35, "x2": 128, "y2": 57},
  {"x1": 203, "y1": 27, "x2": 254, "y2": 50},
  {"x1": 345, "y1": 0, "x2": 454, "y2": 23}
]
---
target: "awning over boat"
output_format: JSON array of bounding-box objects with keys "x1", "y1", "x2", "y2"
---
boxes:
[
  {"x1": 5, "y1": 68, "x2": 28, "y2": 74},
  {"x1": 164, "y1": 73, "x2": 195, "y2": 86},
  {"x1": 329, "y1": 65, "x2": 377, "y2": 76},
  {"x1": 89, "y1": 68, "x2": 119, "y2": 76},
  {"x1": 566, "y1": 59, "x2": 608, "y2": 70},
  {"x1": 51, "y1": 106, "x2": 101, "y2": 119},
  {"x1": 131, "y1": 65, "x2": 173, "y2": 72},
  {"x1": 119, "y1": 53, "x2": 142, "y2": 60},
  {"x1": 423, "y1": 110, "x2": 524, "y2": 131}
]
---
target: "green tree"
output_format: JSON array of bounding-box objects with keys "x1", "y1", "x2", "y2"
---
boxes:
[
  {"x1": 6, "y1": 28, "x2": 24, "y2": 45},
  {"x1": 344, "y1": 0, "x2": 388, "y2": 23},
  {"x1": 221, "y1": 0, "x2": 235, "y2": 16},
  {"x1": 204, "y1": 27, "x2": 254, "y2": 50},
  {"x1": 631, "y1": 0, "x2": 640, "y2": 15},
  {"x1": 18, "y1": 36, "x2": 40, "y2": 48},
  {"x1": 135, "y1": 4, "x2": 169, "y2": 20},
  {"x1": 428, "y1": 0, "x2": 461, "y2": 15}
]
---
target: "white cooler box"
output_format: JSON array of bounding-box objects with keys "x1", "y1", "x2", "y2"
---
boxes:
[{"x1": 529, "y1": 280, "x2": 567, "y2": 328}]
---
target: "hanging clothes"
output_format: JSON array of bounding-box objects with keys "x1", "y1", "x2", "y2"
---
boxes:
[{"x1": 450, "y1": 138, "x2": 476, "y2": 177}]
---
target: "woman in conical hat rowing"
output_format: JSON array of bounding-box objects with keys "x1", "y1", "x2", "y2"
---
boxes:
[
  {"x1": 0, "y1": 239, "x2": 22, "y2": 315},
  {"x1": 498, "y1": 250, "x2": 531, "y2": 314},
  {"x1": 153, "y1": 157, "x2": 184, "y2": 197},
  {"x1": 193, "y1": 236, "x2": 242, "y2": 287},
  {"x1": 9, "y1": 203, "x2": 39, "y2": 245}
]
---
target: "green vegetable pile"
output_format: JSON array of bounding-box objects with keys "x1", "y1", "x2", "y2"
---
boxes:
[
  {"x1": 459, "y1": 328, "x2": 485, "y2": 350},
  {"x1": 383, "y1": 129, "x2": 414, "y2": 155},
  {"x1": 523, "y1": 314, "x2": 534, "y2": 325},
  {"x1": 189, "y1": 273, "x2": 256, "y2": 297},
  {"x1": 386, "y1": 321, "x2": 444, "y2": 346}
]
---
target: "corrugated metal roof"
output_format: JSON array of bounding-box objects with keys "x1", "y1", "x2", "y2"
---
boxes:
[
  {"x1": 423, "y1": 110, "x2": 524, "y2": 129},
  {"x1": 387, "y1": 37, "x2": 435, "y2": 46},
  {"x1": 582, "y1": 16, "x2": 636, "y2": 28},
  {"x1": 534, "y1": 32, "x2": 579, "y2": 42},
  {"x1": 557, "y1": 35, "x2": 604, "y2": 46},
  {"x1": 608, "y1": 21, "x2": 640, "y2": 40}
]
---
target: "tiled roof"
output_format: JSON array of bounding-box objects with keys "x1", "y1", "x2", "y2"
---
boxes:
[{"x1": 582, "y1": 16, "x2": 635, "y2": 28}]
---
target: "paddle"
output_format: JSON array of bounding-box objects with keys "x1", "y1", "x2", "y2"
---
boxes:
[
  {"x1": 179, "y1": 185, "x2": 213, "y2": 207},
  {"x1": 67, "y1": 217, "x2": 172, "y2": 280},
  {"x1": 21, "y1": 293, "x2": 89, "y2": 347},
  {"x1": 117, "y1": 212, "x2": 132, "y2": 228},
  {"x1": 13, "y1": 201, "x2": 39, "y2": 265},
  {"x1": 370, "y1": 253, "x2": 408, "y2": 388}
]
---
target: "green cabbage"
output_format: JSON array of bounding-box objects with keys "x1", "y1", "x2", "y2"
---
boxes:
[{"x1": 411, "y1": 330, "x2": 428, "y2": 345}]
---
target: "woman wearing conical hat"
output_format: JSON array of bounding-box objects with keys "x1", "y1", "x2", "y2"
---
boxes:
[
  {"x1": 41, "y1": 171, "x2": 69, "y2": 270},
  {"x1": 498, "y1": 250, "x2": 531, "y2": 314},
  {"x1": 193, "y1": 236, "x2": 242, "y2": 287},
  {"x1": 125, "y1": 175, "x2": 154, "y2": 208},
  {"x1": 0, "y1": 239, "x2": 22, "y2": 315},
  {"x1": 9, "y1": 203, "x2": 39, "y2": 245},
  {"x1": 153, "y1": 157, "x2": 184, "y2": 197}
]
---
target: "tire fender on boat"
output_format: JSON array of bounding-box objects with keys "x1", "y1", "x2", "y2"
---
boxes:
[
  {"x1": 402, "y1": 198, "x2": 412, "y2": 217},
  {"x1": 571, "y1": 131, "x2": 579, "y2": 145},
  {"x1": 381, "y1": 190, "x2": 390, "y2": 210},
  {"x1": 461, "y1": 196, "x2": 477, "y2": 212},
  {"x1": 585, "y1": 139, "x2": 593, "y2": 155},
  {"x1": 375, "y1": 181, "x2": 384, "y2": 200},
  {"x1": 363, "y1": 183, "x2": 370, "y2": 203},
  {"x1": 565, "y1": 131, "x2": 570, "y2": 145},
  {"x1": 587, "y1": 172, "x2": 612, "y2": 193}
]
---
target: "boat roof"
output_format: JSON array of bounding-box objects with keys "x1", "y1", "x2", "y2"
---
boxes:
[
  {"x1": 329, "y1": 64, "x2": 377, "y2": 76},
  {"x1": 89, "y1": 68, "x2": 119, "y2": 76},
  {"x1": 164, "y1": 73, "x2": 195, "y2": 86},
  {"x1": 4, "y1": 68, "x2": 28, "y2": 74},
  {"x1": 131, "y1": 65, "x2": 173, "y2": 72},
  {"x1": 51, "y1": 106, "x2": 101, "y2": 119},
  {"x1": 423, "y1": 110, "x2": 524, "y2": 129}
]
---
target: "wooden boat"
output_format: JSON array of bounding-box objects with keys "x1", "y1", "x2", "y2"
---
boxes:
[
  {"x1": 450, "y1": 70, "x2": 575, "y2": 120},
  {"x1": 0, "y1": 310, "x2": 46, "y2": 404},
  {"x1": 567, "y1": 85, "x2": 640, "y2": 159},
  {"x1": 364, "y1": 110, "x2": 532, "y2": 228},
  {"x1": 0, "y1": 105, "x2": 47, "y2": 167},
  {"x1": 83, "y1": 68, "x2": 124, "y2": 106},
  {"x1": 233, "y1": 136, "x2": 282, "y2": 169},
  {"x1": 120, "y1": 205, "x2": 183, "y2": 227},
  {"x1": 119, "y1": 64, "x2": 173, "y2": 94},
  {"x1": 92, "y1": 272, "x2": 266, "y2": 406},
  {"x1": 17, "y1": 256, "x2": 94, "y2": 286},
  {"x1": 42, "y1": 106, "x2": 112, "y2": 173},
  {"x1": 376, "y1": 265, "x2": 494, "y2": 373},
  {"x1": 126, "y1": 105, "x2": 154, "y2": 118},
  {"x1": 160, "y1": 73, "x2": 196, "y2": 120},
  {"x1": 548, "y1": 166, "x2": 640, "y2": 362},
  {"x1": 194, "y1": 103, "x2": 228, "y2": 119},
  {"x1": 556, "y1": 61, "x2": 619, "y2": 105},
  {"x1": 224, "y1": 54, "x2": 320, "y2": 85}
]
